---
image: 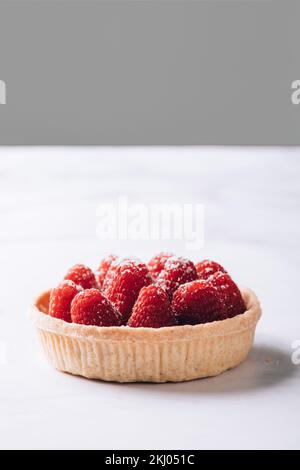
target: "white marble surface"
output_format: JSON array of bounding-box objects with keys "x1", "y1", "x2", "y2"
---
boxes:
[{"x1": 0, "y1": 146, "x2": 299, "y2": 450}]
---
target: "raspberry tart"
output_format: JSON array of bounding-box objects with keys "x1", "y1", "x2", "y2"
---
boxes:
[{"x1": 31, "y1": 256, "x2": 261, "y2": 382}]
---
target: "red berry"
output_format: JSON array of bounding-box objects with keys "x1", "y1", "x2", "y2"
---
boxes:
[
  {"x1": 64, "y1": 264, "x2": 96, "y2": 290},
  {"x1": 172, "y1": 280, "x2": 225, "y2": 325},
  {"x1": 156, "y1": 256, "x2": 197, "y2": 298},
  {"x1": 70, "y1": 288, "x2": 121, "y2": 326},
  {"x1": 102, "y1": 257, "x2": 123, "y2": 291},
  {"x1": 96, "y1": 254, "x2": 118, "y2": 288},
  {"x1": 128, "y1": 285, "x2": 176, "y2": 328},
  {"x1": 105, "y1": 259, "x2": 152, "y2": 324},
  {"x1": 148, "y1": 252, "x2": 173, "y2": 280},
  {"x1": 210, "y1": 271, "x2": 245, "y2": 318},
  {"x1": 49, "y1": 280, "x2": 82, "y2": 322},
  {"x1": 196, "y1": 259, "x2": 226, "y2": 280}
]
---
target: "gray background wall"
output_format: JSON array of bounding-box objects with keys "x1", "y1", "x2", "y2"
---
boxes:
[{"x1": 0, "y1": 0, "x2": 299, "y2": 145}]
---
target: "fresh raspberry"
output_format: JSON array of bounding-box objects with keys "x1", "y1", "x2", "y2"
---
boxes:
[
  {"x1": 148, "y1": 252, "x2": 173, "y2": 280},
  {"x1": 105, "y1": 259, "x2": 152, "y2": 324},
  {"x1": 210, "y1": 271, "x2": 245, "y2": 318},
  {"x1": 64, "y1": 264, "x2": 96, "y2": 290},
  {"x1": 96, "y1": 254, "x2": 118, "y2": 288},
  {"x1": 128, "y1": 285, "x2": 176, "y2": 328},
  {"x1": 172, "y1": 280, "x2": 225, "y2": 325},
  {"x1": 102, "y1": 257, "x2": 123, "y2": 291},
  {"x1": 70, "y1": 288, "x2": 121, "y2": 326},
  {"x1": 196, "y1": 259, "x2": 226, "y2": 280},
  {"x1": 49, "y1": 280, "x2": 82, "y2": 322},
  {"x1": 156, "y1": 256, "x2": 198, "y2": 299},
  {"x1": 102, "y1": 257, "x2": 144, "y2": 292}
]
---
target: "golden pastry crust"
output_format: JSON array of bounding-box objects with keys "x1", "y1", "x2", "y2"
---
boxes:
[{"x1": 31, "y1": 288, "x2": 261, "y2": 382}]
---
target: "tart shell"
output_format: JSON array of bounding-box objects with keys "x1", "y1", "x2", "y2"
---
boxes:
[{"x1": 31, "y1": 288, "x2": 261, "y2": 383}]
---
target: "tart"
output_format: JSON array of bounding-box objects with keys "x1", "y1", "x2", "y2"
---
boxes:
[{"x1": 31, "y1": 285, "x2": 261, "y2": 383}]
